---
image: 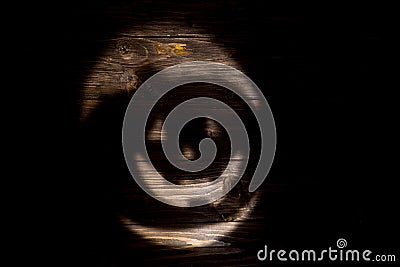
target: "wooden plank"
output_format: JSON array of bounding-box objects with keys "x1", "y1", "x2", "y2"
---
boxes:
[
  {"x1": 68, "y1": 0, "x2": 396, "y2": 266},
  {"x1": 80, "y1": 37, "x2": 243, "y2": 122},
  {"x1": 77, "y1": 28, "x2": 272, "y2": 263}
]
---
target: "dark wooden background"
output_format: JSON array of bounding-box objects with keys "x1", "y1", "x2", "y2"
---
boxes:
[{"x1": 44, "y1": 1, "x2": 398, "y2": 266}]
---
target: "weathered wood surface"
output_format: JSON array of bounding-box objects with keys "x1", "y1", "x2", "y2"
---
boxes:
[
  {"x1": 80, "y1": 38, "x2": 242, "y2": 121},
  {"x1": 78, "y1": 30, "x2": 277, "y2": 263},
  {"x1": 63, "y1": 1, "x2": 396, "y2": 266}
]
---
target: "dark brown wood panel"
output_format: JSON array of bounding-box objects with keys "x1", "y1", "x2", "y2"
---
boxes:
[{"x1": 58, "y1": 1, "x2": 397, "y2": 266}]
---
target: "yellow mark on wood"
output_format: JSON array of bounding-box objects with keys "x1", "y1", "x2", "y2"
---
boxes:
[
  {"x1": 172, "y1": 43, "x2": 187, "y2": 55},
  {"x1": 174, "y1": 44, "x2": 185, "y2": 51},
  {"x1": 154, "y1": 43, "x2": 188, "y2": 56},
  {"x1": 155, "y1": 44, "x2": 167, "y2": 55}
]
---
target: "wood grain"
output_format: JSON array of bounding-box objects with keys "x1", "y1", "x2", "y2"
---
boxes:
[
  {"x1": 76, "y1": 10, "x2": 276, "y2": 264},
  {"x1": 80, "y1": 37, "x2": 242, "y2": 121},
  {"x1": 65, "y1": 1, "x2": 395, "y2": 266}
]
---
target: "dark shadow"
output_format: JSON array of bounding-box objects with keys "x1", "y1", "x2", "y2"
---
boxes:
[
  {"x1": 79, "y1": 83, "x2": 260, "y2": 223},
  {"x1": 75, "y1": 88, "x2": 260, "y2": 266},
  {"x1": 58, "y1": 0, "x2": 397, "y2": 266}
]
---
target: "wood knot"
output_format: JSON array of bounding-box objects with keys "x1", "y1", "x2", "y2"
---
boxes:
[
  {"x1": 120, "y1": 70, "x2": 140, "y2": 95},
  {"x1": 116, "y1": 40, "x2": 149, "y2": 61}
]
